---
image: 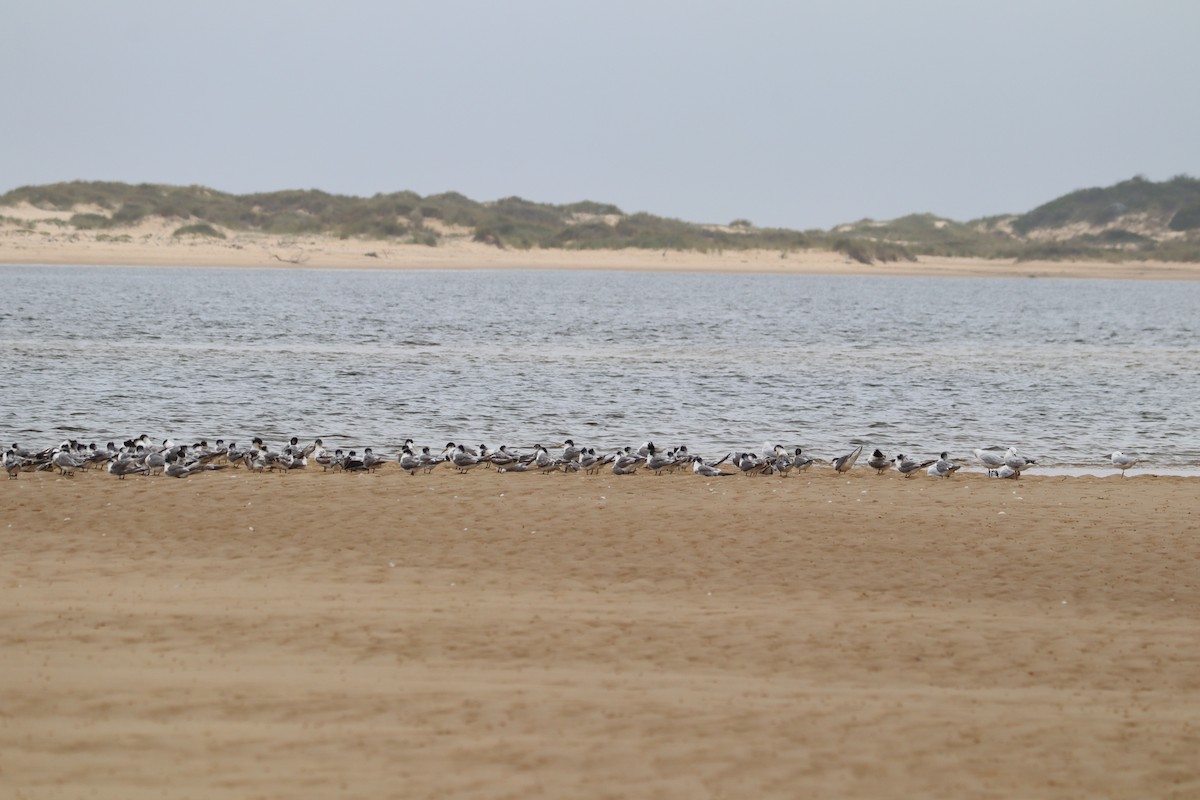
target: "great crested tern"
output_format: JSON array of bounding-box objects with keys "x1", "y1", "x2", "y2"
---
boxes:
[
  {"x1": 928, "y1": 451, "x2": 961, "y2": 478},
  {"x1": 866, "y1": 449, "x2": 892, "y2": 474},
  {"x1": 894, "y1": 454, "x2": 935, "y2": 478},
  {"x1": 691, "y1": 454, "x2": 733, "y2": 477},
  {"x1": 832, "y1": 445, "x2": 862, "y2": 474},
  {"x1": 4, "y1": 449, "x2": 25, "y2": 479}
]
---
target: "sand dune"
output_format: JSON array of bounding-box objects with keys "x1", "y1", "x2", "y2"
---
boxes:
[
  {"x1": 3, "y1": 202, "x2": 1199, "y2": 279},
  {"x1": 4, "y1": 465, "x2": 1199, "y2": 798}
]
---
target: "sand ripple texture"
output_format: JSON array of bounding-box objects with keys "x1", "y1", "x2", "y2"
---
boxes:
[{"x1": 3, "y1": 467, "x2": 1200, "y2": 798}]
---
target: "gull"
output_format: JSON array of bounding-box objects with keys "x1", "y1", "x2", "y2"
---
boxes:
[
  {"x1": 1109, "y1": 451, "x2": 1138, "y2": 477},
  {"x1": 894, "y1": 454, "x2": 935, "y2": 478},
  {"x1": 994, "y1": 465, "x2": 1020, "y2": 480},
  {"x1": 928, "y1": 451, "x2": 961, "y2": 479},
  {"x1": 973, "y1": 448, "x2": 1006, "y2": 476},
  {"x1": 866, "y1": 449, "x2": 892, "y2": 474},
  {"x1": 832, "y1": 445, "x2": 862, "y2": 474},
  {"x1": 1004, "y1": 447, "x2": 1036, "y2": 474}
]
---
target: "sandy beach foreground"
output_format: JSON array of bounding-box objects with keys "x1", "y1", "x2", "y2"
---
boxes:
[
  {"x1": 3, "y1": 202, "x2": 1200, "y2": 279},
  {"x1": 3, "y1": 467, "x2": 1198, "y2": 798}
]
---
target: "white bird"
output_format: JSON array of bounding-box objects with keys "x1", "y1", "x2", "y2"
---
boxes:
[
  {"x1": 1004, "y1": 447, "x2": 1036, "y2": 474},
  {"x1": 973, "y1": 448, "x2": 1006, "y2": 476},
  {"x1": 1109, "y1": 451, "x2": 1138, "y2": 476}
]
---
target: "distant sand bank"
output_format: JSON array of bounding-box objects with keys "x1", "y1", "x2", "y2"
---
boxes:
[
  {"x1": 4, "y1": 466, "x2": 1199, "y2": 798},
  {"x1": 3, "y1": 202, "x2": 1199, "y2": 279}
]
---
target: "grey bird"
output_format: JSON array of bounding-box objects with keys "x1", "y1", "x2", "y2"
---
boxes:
[
  {"x1": 52, "y1": 448, "x2": 83, "y2": 477},
  {"x1": 4, "y1": 449, "x2": 24, "y2": 479},
  {"x1": 691, "y1": 454, "x2": 733, "y2": 477},
  {"x1": 866, "y1": 449, "x2": 892, "y2": 474},
  {"x1": 928, "y1": 451, "x2": 961, "y2": 478},
  {"x1": 832, "y1": 445, "x2": 863, "y2": 474},
  {"x1": 107, "y1": 458, "x2": 148, "y2": 479},
  {"x1": 894, "y1": 453, "x2": 936, "y2": 478}
]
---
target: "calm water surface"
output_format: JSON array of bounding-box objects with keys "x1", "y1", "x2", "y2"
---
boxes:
[{"x1": 2, "y1": 265, "x2": 1198, "y2": 473}]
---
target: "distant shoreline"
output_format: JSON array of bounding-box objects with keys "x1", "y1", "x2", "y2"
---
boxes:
[{"x1": 3, "y1": 208, "x2": 1199, "y2": 280}]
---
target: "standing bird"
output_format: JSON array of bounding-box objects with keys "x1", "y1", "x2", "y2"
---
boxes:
[
  {"x1": 1109, "y1": 451, "x2": 1139, "y2": 477},
  {"x1": 894, "y1": 453, "x2": 936, "y2": 478},
  {"x1": 1004, "y1": 447, "x2": 1036, "y2": 475},
  {"x1": 4, "y1": 449, "x2": 25, "y2": 479},
  {"x1": 973, "y1": 448, "x2": 1006, "y2": 476},
  {"x1": 832, "y1": 445, "x2": 863, "y2": 474},
  {"x1": 866, "y1": 449, "x2": 892, "y2": 474}
]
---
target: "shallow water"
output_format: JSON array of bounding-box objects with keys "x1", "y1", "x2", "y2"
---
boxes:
[{"x1": 2, "y1": 264, "x2": 1197, "y2": 472}]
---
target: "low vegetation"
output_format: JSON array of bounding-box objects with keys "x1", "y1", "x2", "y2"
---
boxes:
[{"x1": 3, "y1": 175, "x2": 1199, "y2": 263}]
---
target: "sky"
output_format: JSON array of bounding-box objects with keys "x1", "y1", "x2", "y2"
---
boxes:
[{"x1": 4, "y1": 0, "x2": 1198, "y2": 230}]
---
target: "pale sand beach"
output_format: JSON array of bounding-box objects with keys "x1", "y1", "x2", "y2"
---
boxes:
[
  {"x1": 3, "y1": 202, "x2": 1199, "y2": 279},
  {"x1": 3, "y1": 466, "x2": 1199, "y2": 798}
]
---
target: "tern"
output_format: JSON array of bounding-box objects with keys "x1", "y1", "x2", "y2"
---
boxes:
[
  {"x1": 928, "y1": 452, "x2": 961, "y2": 479},
  {"x1": 691, "y1": 454, "x2": 732, "y2": 477},
  {"x1": 894, "y1": 454, "x2": 935, "y2": 478},
  {"x1": 866, "y1": 449, "x2": 892, "y2": 474},
  {"x1": 832, "y1": 445, "x2": 862, "y2": 474},
  {"x1": 4, "y1": 449, "x2": 24, "y2": 479}
]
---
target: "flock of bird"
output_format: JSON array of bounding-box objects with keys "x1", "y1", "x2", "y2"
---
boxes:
[{"x1": 2, "y1": 435, "x2": 1144, "y2": 481}]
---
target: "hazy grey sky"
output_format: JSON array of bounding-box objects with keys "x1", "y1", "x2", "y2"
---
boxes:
[{"x1": 4, "y1": 0, "x2": 1198, "y2": 229}]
